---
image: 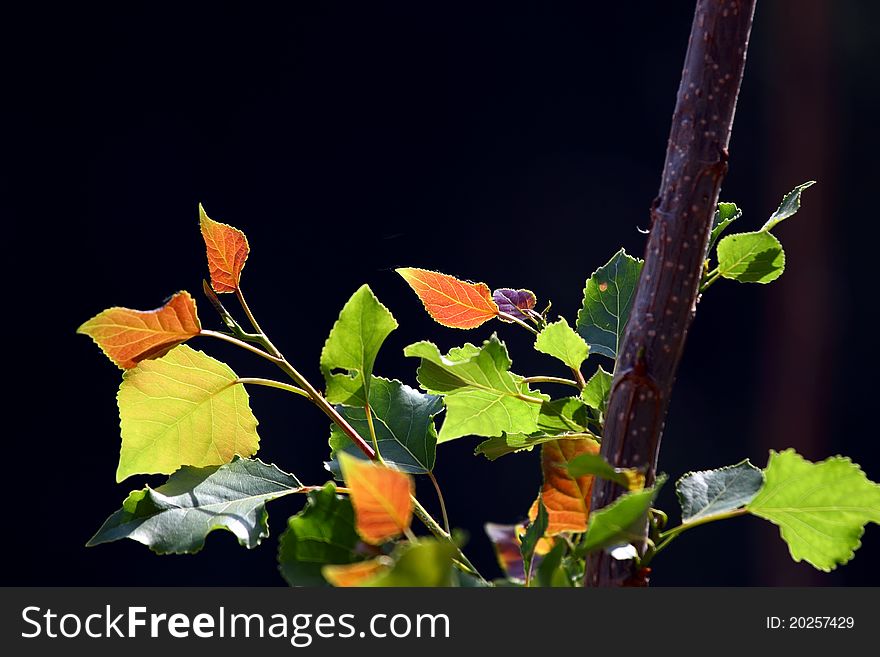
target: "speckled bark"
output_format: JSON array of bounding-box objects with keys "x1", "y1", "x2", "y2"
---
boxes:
[{"x1": 584, "y1": 0, "x2": 756, "y2": 587}]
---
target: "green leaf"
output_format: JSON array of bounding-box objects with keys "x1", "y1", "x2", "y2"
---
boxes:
[
  {"x1": 716, "y1": 231, "x2": 785, "y2": 283},
  {"x1": 536, "y1": 540, "x2": 570, "y2": 588},
  {"x1": 362, "y1": 540, "x2": 457, "y2": 587},
  {"x1": 278, "y1": 483, "x2": 361, "y2": 586},
  {"x1": 327, "y1": 377, "x2": 442, "y2": 475},
  {"x1": 115, "y1": 345, "x2": 260, "y2": 482},
  {"x1": 320, "y1": 284, "x2": 398, "y2": 405},
  {"x1": 88, "y1": 457, "x2": 302, "y2": 554},
  {"x1": 676, "y1": 460, "x2": 764, "y2": 523},
  {"x1": 576, "y1": 249, "x2": 643, "y2": 359},
  {"x1": 708, "y1": 202, "x2": 742, "y2": 252},
  {"x1": 521, "y1": 497, "x2": 549, "y2": 582},
  {"x1": 534, "y1": 318, "x2": 590, "y2": 370},
  {"x1": 568, "y1": 453, "x2": 635, "y2": 488},
  {"x1": 747, "y1": 449, "x2": 880, "y2": 572},
  {"x1": 761, "y1": 181, "x2": 816, "y2": 232},
  {"x1": 576, "y1": 476, "x2": 666, "y2": 556},
  {"x1": 404, "y1": 335, "x2": 547, "y2": 442},
  {"x1": 475, "y1": 432, "x2": 595, "y2": 461},
  {"x1": 581, "y1": 365, "x2": 613, "y2": 412}
]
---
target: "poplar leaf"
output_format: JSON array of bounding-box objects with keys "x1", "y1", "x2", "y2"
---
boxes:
[
  {"x1": 581, "y1": 365, "x2": 613, "y2": 412},
  {"x1": 77, "y1": 291, "x2": 201, "y2": 369},
  {"x1": 676, "y1": 460, "x2": 764, "y2": 523},
  {"x1": 339, "y1": 453, "x2": 414, "y2": 545},
  {"x1": 115, "y1": 345, "x2": 260, "y2": 482},
  {"x1": 708, "y1": 202, "x2": 742, "y2": 252},
  {"x1": 199, "y1": 204, "x2": 250, "y2": 293},
  {"x1": 327, "y1": 377, "x2": 442, "y2": 475},
  {"x1": 717, "y1": 231, "x2": 785, "y2": 283},
  {"x1": 761, "y1": 181, "x2": 816, "y2": 232},
  {"x1": 88, "y1": 457, "x2": 302, "y2": 554},
  {"x1": 320, "y1": 284, "x2": 398, "y2": 405},
  {"x1": 521, "y1": 498, "x2": 549, "y2": 582},
  {"x1": 475, "y1": 432, "x2": 594, "y2": 461},
  {"x1": 535, "y1": 438, "x2": 601, "y2": 535},
  {"x1": 534, "y1": 318, "x2": 590, "y2": 370},
  {"x1": 493, "y1": 288, "x2": 537, "y2": 322},
  {"x1": 278, "y1": 483, "x2": 361, "y2": 586},
  {"x1": 568, "y1": 453, "x2": 645, "y2": 491},
  {"x1": 397, "y1": 267, "x2": 499, "y2": 329},
  {"x1": 404, "y1": 335, "x2": 547, "y2": 442},
  {"x1": 576, "y1": 249, "x2": 643, "y2": 359},
  {"x1": 748, "y1": 449, "x2": 880, "y2": 571}
]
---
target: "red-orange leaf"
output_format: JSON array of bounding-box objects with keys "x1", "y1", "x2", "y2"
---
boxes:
[
  {"x1": 531, "y1": 438, "x2": 601, "y2": 535},
  {"x1": 200, "y1": 204, "x2": 250, "y2": 293},
  {"x1": 323, "y1": 559, "x2": 389, "y2": 587},
  {"x1": 396, "y1": 268, "x2": 499, "y2": 329},
  {"x1": 338, "y1": 453, "x2": 414, "y2": 545},
  {"x1": 78, "y1": 292, "x2": 201, "y2": 369}
]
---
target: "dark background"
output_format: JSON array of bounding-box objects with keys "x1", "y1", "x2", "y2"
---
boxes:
[{"x1": 4, "y1": 1, "x2": 878, "y2": 586}]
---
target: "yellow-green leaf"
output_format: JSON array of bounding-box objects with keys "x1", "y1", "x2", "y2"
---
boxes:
[{"x1": 116, "y1": 345, "x2": 260, "y2": 482}]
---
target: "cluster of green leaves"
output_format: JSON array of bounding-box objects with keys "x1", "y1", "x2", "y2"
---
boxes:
[{"x1": 78, "y1": 185, "x2": 880, "y2": 586}]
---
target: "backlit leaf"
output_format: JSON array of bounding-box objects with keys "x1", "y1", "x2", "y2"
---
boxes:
[
  {"x1": 322, "y1": 559, "x2": 390, "y2": 587},
  {"x1": 88, "y1": 457, "x2": 301, "y2": 554},
  {"x1": 568, "y1": 453, "x2": 645, "y2": 491},
  {"x1": 362, "y1": 540, "x2": 457, "y2": 587},
  {"x1": 708, "y1": 202, "x2": 742, "y2": 252},
  {"x1": 576, "y1": 249, "x2": 643, "y2": 359},
  {"x1": 320, "y1": 284, "x2": 398, "y2": 405},
  {"x1": 761, "y1": 181, "x2": 816, "y2": 232},
  {"x1": 278, "y1": 483, "x2": 361, "y2": 586},
  {"x1": 77, "y1": 291, "x2": 201, "y2": 369},
  {"x1": 397, "y1": 267, "x2": 499, "y2": 329},
  {"x1": 493, "y1": 288, "x2": 537, "y2": 322},
  {"x1": 676, "y1": 460, "x2": 764, "y2": 523},
  {"x1": 404, "y1": 336, "x2": 547, "y2": 442},
  {"x1": 199, "y1": 204, "x2": 250, "y2": 293},
  {"x1": 521, "y1": 498, "x2": 549, "y2": 583},
  {"x1": 327, "y1": 377, "x2": 442, "y2": 475},
  {"x1": 747, "y1": 449, "x2": 880, "y2": 571},
  {"x1": 581, "y1": 365, "x2": 613, "y2": 412},
  {"x1": 534, "y1": 318, "x2": 590, "y2": 370},
  {"x1": 535, "y1": 438, "x2": 602, "y2": 535},
  {"x1": 339, "y1": 453, "x2": 414, "y2": 545},
  {"x1": 717, "y1": 231, "x2": 785, "y2": 283},
  {"x1": 475, "y1": 432, "x2": 594, "y2": 461},
  {"x1": 116, "y1": 345, "x2": 260, "y2": 482},
  {"x1": 576, "y1": 476, "x2": 666, "y2": 556}
]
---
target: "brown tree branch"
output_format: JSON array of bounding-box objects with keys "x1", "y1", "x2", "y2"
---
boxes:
[{"x1": 584, "y1": 0, "x2": 757, "y2": 587}]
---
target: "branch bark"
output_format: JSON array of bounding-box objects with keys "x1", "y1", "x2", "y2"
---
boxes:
[{"x1": 584, "y1": 0, "x2": 757, "y2": 587}]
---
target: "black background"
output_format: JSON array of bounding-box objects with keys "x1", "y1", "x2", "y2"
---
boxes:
[{"x1": 4, "y1": 1, "x2": 878, "y2": 586}]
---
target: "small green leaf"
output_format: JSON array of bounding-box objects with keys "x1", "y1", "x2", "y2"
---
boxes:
[
  {"x1": 327, "y1": 377, "x2": 442, "y2": 475},
  {"x1": 761, "y1": 181, "x2": 816, "y2": 232},
  {"x1": 576, "y1": 249, "x2": 643, "y2": 359},
  {"x1": 404, "y1": 335, "x2": 547, "y2": 442},
  {"x1": 676, "y1": 460, "x2": 764, "y2": 523},
  {"x1": 576, "y1": 476, "x2": 666, "y2": 556},
  {"x1": 88, "y1": 457, "x2": 302, "y2": 554},
  {"x1": 278, "y1": 483, "x2": 361, "y2": 586},
  {"x1": 747, "y1": 449, "x2": 880, "y2": 572},
  {"x1": 521, "y1": 497, "x2": 549, "y2": 582},
  {"x1": 568, "y1": 453, "x2": 640, "y2": 489},
  {"x1": 534, "y1": 318, "x2": 590, "y2": 370},
  {"x1": 320, "y1": 284, "x2": 398, "y2": 405},
  {"x1": 716, "y1": 231, "x2": 785, "y2": 283},
  {"x1": 115, "y1": 345, "x2": 260, "y2": 482},
  {"x1": 708, "y1": 202, "x2": 742, "y2": 252},
  {"x1": 362, "y1": 540, "x2": 457, "y2": 587},
  {"x1": 581, "y1": 365, "x2": 613, "y2": 412},
  {"x1": 475, "y1": 432, "x2": 595, "y2": 461}
]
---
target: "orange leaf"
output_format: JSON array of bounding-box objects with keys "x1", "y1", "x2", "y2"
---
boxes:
[
  {"x1": 531, "y1": 438, "x2": 601, "y2": 535},
  {"x1": 200, "y1": 204, "x2": 250, "y2": 293},
  {"x1": 396, "y1": 267, "x2": 499, "y2": 329},
  {"x1": 338, "y1": 454, "x2": 414, "y2": 545},
  {"x1": 323, "y1": 559, "x2": 390, "y2": 587},
  {"x1": 78, "y1": 291, "x2": 201, "y2": 369}
]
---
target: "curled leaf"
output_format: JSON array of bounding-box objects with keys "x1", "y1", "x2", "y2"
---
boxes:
[
  {"x1": 78, "y1": 291, "x2": 201, "y2": 369},
  {"x1": 199, "y1": 204, "x2": 250, "y2": 293},
  {"x1": 493, "y1": 288, "x2": 537, "y2": 322},
  {"x1": 397, "y1": 267, "x2": 499, "y2": 329}
]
